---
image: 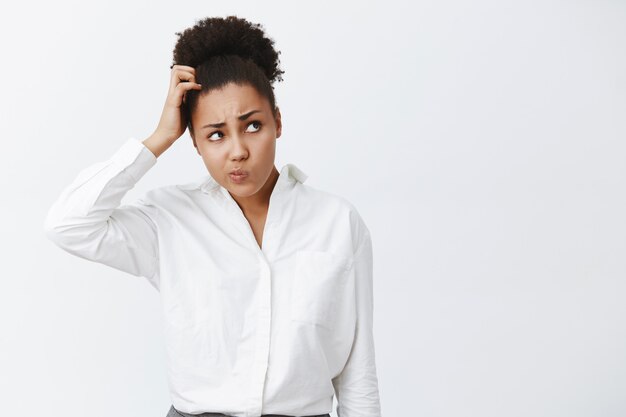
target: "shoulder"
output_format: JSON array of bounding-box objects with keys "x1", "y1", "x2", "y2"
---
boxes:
[
  {"x1": 134, "y1": 180, "x2": 204, "y2": 214},
  {"x1": 140, "y1": 183, "x2": 188, "y2": 202},
  {"x1": 296, "y1": 182, "x2": 371, "y2": 252}
]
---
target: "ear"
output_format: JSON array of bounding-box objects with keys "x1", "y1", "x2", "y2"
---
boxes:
[{"x1": 275, "y1": 106, "x2": 282, "y2": 139}]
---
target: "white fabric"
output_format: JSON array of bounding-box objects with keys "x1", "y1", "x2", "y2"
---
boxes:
[{"x1": 44, "y1": 137, "x2": 382, "y2": 417}]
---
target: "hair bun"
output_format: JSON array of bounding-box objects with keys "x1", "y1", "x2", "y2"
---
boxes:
[{"x1": 171, "y1": 15, "x2": 284, "y2": 84}]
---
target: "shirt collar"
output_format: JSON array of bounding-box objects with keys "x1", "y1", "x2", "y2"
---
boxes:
[{"x1": 196, "y1": 163, "x2": 308, "y2": 194}]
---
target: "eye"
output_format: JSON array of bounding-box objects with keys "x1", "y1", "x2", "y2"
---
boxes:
[
  {"x1": 246, "y1": 120, "x2": 262, "y2": 133},
  {"x1": 207, "y1": 131, "x2": 223, "y2": 141},
  {"x1": 207, "y1": 121, "x2": 262, "y2": 142}
]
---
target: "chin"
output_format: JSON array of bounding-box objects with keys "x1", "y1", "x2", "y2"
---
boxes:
[{"x1": 226, "y1": 182, "x2": 259, "y2": 196}]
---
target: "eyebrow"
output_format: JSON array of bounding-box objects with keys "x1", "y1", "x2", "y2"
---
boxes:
[{"x1": 201, "y1": 110, "x2": 262, "y2": 129}]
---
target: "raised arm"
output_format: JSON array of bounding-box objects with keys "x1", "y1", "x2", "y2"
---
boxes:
[
  {"x1": 44, "y1": 64, "x2": 202, "y2": 290},
  {"x1": 43, "y1": 138, "x2": 162, "y2": 288}
]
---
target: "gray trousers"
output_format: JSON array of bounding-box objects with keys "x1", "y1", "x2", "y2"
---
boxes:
[{"x1": 166, "y1": 404, "x2": 331, "y2": 417}]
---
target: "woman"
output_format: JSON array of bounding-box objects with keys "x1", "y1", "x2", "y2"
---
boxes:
[{"x1": 44, "y1": 15, "x2": 381, "y2": 417}]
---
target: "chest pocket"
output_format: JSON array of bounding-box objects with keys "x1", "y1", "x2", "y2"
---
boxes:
[{"x1": 290, "y1": 250, "x2": 351, "y2": 329}]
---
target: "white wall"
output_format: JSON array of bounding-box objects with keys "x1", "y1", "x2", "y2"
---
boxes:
[{"x1": 1, "y1": 0, "x2": 625, "y2": 416}]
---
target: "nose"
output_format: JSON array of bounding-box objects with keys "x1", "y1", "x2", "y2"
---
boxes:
[{"x1": 229, "y1": 133, "x2": 248, "y2": 161}]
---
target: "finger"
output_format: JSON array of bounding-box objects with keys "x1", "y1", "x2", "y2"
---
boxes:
[
  {"x1": 176, "y1": 71, "x2": 196, "y2": 84},
  {"x1": 171, "y1": 64, "x2": 196, "y2": 73},
  {"x1": 176, "y1": 82, "x2": 202, "y2": 102},
  {"x1": 176, "y1": 81, "x2": 202, "y2": 94},
  {"x1": 170, "y1": 68, "x2": 194, "y2": 82},
  {"x1": 166, "y1": 81, "x2": 201, "y2": 107},
  {"x1": 169, "y1": 70, "x2": 196, "y2": 94}
]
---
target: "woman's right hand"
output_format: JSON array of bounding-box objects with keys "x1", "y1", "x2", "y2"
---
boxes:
[{"x1": 144, "y1": 65, "x2": 202, "y2": 157}]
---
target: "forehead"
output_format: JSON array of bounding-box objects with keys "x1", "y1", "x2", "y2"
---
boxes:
[{"x1": 195, "y1": 83, "x2": 269, "y2": 116}]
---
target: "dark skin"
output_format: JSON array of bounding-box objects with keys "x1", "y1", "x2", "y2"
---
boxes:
[{"x1": 142, "y1": 65, "x2": 282, "y2": 249}]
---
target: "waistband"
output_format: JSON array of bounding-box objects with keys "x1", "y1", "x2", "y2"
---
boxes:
[{"x1": 168, "y1": 405, "x2": 330, "y2": 417}]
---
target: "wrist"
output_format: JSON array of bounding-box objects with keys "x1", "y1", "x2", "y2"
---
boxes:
[{"x1": 142, "y1": 131, "x2": 176, "y2": 158}]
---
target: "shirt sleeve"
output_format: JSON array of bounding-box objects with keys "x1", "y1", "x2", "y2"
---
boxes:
[
  {"x1": 43, "y1": 137, "x2": 161, "y2": 290},
  {"x1": 332, "y1": 229, "x2": 382, "y2": 417}
]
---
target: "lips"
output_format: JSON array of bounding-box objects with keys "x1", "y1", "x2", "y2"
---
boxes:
[
  {"x1": 228, "y1": 168, "x2": 249, "y2": 184},
  {"x1": 229, "y1": 168, "x2": 248, "y2": 176}
]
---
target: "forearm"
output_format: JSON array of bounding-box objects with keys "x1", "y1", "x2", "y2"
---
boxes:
[
  {"x1": 142, "y1": 131, "x2": 178, "y2": 159},
  {"x1": 43, "y1": 137, "x2": 160, "y2": 282}
]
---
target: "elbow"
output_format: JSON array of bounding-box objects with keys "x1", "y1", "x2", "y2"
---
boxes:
[
  {"x1": 44, "y1": 221, "x2": 70, "y2": 248},
  {"x1": 43, "y1": 205, "x2": 73, "y2": 246},
  {"x1": 43, "y1": 210, "x2": 107, "y2": 252}
]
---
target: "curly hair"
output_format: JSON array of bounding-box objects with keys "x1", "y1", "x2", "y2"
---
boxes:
[{"x1": 171, "y1": 15, "x2": 285, "y2": 137}]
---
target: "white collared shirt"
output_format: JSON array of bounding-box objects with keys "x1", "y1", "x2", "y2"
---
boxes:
[{"x1": 44, "y1": 137, "x2": 382, "y2": 417}]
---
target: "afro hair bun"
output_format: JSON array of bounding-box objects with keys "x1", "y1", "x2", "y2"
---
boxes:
[{"x1": 171, "y1": 15, "x2": 284, "y2": 84}]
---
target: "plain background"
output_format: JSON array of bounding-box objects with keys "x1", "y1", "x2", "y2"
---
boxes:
[{"x1": 1, "y1": 0, "x2": 625, "y2": 416}]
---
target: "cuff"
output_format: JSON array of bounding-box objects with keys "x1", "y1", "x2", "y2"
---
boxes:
[{"x1": 113, "y1": 137, "x2": 158, "y2": 182}]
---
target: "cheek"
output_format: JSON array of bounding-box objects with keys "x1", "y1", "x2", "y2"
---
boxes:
[
  {"x1": 266, "y1": 138, "x2": 278, "y2": 156},
  {"x1": 257, "y1": 134, "x2": 277, "y2": 151},
  {"x1": 203, "y1": 153, "x2": 224, "y2": 168},
  {"x1": 198, "y1": 149, "x2": 222, "y2": 170}
]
